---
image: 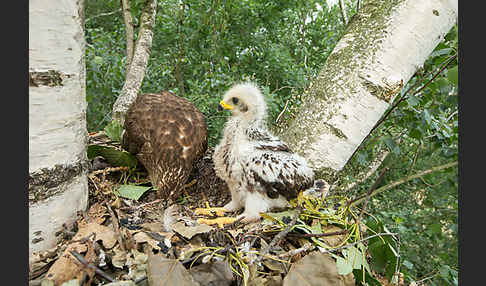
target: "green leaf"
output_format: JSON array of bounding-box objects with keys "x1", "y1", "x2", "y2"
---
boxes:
[
  {"x1": 423, "y1": 109, "x2": 432, "y2": 125},
  {"x1": 409, "y1": 128, "x2": 423, "y2": 140},
  {"x1": 336, "y1": 256, "x2": 353, "y2": 275},
  {"x1": 427, "y1": 223, "x2": 442, "y2": 235},
  {"x1": 344, "y1": 245, "x2": 366, "y2": 270},
  {"x1": 94, "y1": 56, "x2": 104, "y2": 65},
  {"x1": 447, "y1": 66, "x2": 458, "y2": 85},
  {"x1": 104, "y1": 120, "x2": 124, "y2": 142},
  {"x1": 356, "y1": 152, "x2": 368, "y2": 166},
  {"x1": 402, "y1": 260, "x2": 413, "y2": 269},
  {"x1": 353, "y1": 269, "x2": 382, "y2": 286},
  {"x1": 407, "y1": 95, "x2": 420, "y2": 107},
  {"x1": 87, "y1": 145, "x2": 138, "y2": 168},
  {"x1": 368, "y1": 241, "x2": 387, "y2": 273},
  {"x1": 116, "y1": 185, "x2": 152, "y2": 200},
  {"x1": 383, "y1": 136, "x2": 400, "y2": 155}
]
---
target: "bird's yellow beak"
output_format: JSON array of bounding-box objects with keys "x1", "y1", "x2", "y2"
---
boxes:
[{"x1": 219, "y1": 100, "x2": 234, "y2": 110}]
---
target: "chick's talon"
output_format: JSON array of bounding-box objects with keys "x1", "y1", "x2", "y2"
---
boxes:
[
  {"x1": 197, "y1": 217, "x2": 237, "y2": 228},
  {"x1": 194, "y1": 207, "x2": 231, "y2": 217}
]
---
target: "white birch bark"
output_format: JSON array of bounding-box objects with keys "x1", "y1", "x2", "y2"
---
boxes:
[
  {"x1": 112, "y1": 0, "x2": 157, "y2": 125},
  {"x1": 29, "y1": 0, "x2": 88, "y2": 256},
  {"x1": 277, "y1": 0, "x2": 458, "y2": 176}
]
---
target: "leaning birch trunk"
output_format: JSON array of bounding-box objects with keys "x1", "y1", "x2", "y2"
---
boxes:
[
  {"x1": 112, "y1": 0, "x2": 157, "y2": 125},
  {"x1": 277, "y1": 0, "x2": 458, "y2": 178},
  {"x1": 29, "y1": 0, "x2": 88, "y2": 257}
]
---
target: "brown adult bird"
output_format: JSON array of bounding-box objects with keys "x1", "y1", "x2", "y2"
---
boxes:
[{"x1": 122, "y1": 91, "x2": 208, "y2": 200}]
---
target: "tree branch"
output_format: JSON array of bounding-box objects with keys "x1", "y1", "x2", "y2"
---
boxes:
[
  {"x1": 348, "y1": 54, "x2": 457, "y2": 162},
  {"x1": 357, "y1": 167, "x2": 388, "y2": 223},
  {"x1": 349, "y1": 161, "x2": 457, "y2": 207},
  {"x1": 121, "y1": 0, "x2": 135, "y2": 75},
  {"x1": 112, "y1": 0, "x2": 157, "y2": 124},
  {"x1": 340, "y1": 149, "x2": 390, "y2": 193},
  {"x1": 338, "y1": 0, "x2": 348, "y2": 25},
  {"x1": 260, "y1": 207, "x2": 302, "y2": 258}
]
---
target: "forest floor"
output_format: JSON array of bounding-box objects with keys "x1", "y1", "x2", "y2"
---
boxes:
[{"x1": 28, "y1": 134, "x2": 400, "y2": 286}]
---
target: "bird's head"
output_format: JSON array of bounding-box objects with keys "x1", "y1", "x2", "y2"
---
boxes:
[{"x1": 219, "y1": 82, "x2": 267, "y2": 122}]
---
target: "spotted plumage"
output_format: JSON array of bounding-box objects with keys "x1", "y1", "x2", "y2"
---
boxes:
[
  {"x1": 122, "y1": 91, "x2": 207, "y2": 200},
  {"x1": 213, "y1": 83, "x2": 315, "y2": 222}
]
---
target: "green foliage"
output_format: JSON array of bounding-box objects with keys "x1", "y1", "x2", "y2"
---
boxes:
[
  {"x1": 85, "y1": 1, "x2": 458, "y2": 284},
  {"x1": 341, "y1": 24, "x2": 458, "y2": 285},
  {"x1": 87, "y1": 145, "x2": 138, "y2": 168},
  {"x1": 85, "y1": 0, "x2": 345, "y2": 146},
  {"x1": 104, "y1": 120, "x2": 124, "y2": 142},
  {"x1": 116, "y1": 184, "x2": 153, "y2": 200}
]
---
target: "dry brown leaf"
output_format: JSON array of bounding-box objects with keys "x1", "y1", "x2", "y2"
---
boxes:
[
  {"x1": 29, "y1": 247, "x2": 59, "y2": 280},
  {"x1": 103, "y1": 281, "x2": 137, "y2": 286},
  {"x1": 73, "y1": 222, "x2": 117, "y2": 249},
  {"x1": 283, "y1": 251, "x2": 355, "y2": 286},
  {"x1": 265, "y1": 275, "x2": 283, "y2": 286},
  {"x1": 171, "y1": 221, "x2": 214, "y2": 240},
  {"x1": 146, "y1": 253, "x2": 199, "y2": 286},
  {"x1": 189, "y1": 260, "x2": 234, "y2": 286},
  {"x1": 78, "y1": 201, "x2": 108, "y2": 227},
  {"x1": 249, "y1": 275, "x2": 283, "y2": 286},
  {"x1": 141, "y1": 221, "x2": 166, "y2": 233},
  {"x1": 111, "y1": 246, "x2": 127, "y2": 269},
  {"x1": 44, "y1": 242, "x2": 86, "y2": 285}
]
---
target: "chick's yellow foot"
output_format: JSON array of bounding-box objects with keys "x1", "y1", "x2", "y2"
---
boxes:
[
  {"x1": 197, "y1": 217, "x2": 238, "y2": 228},
  {"x1": 194, "y1": 207, "x2": 231, "y2": 217}
]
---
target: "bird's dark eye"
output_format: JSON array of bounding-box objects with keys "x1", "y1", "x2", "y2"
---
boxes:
[{"x1": 231, "y1": 97, "x2": 239, "y2": 104}]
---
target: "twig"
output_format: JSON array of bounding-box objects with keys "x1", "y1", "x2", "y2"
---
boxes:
[
  {"x1": 342, "y1": 150, "x2": 390, "y2": 193},
  {"x1": 85, "y1": 8, "x2": 122, "y2": 23},
  {"x1": 134, "y1": 276, "x2": 148, "y2": 284},
  {"x1": 275, "y1": 100, "x2": 290, "y2": 123},
  {"x1": 271, "y1": 85, "x2": 294, "y2": 94},
  {"x1": 319, "y1": 232, "x2": 398, "y2": 254},
  {"x1": 357, "y1": 167, "x2": 388, "y2": 223},
  {"x1": 349, "y1": 161, "x2": 457, "y2": 207},
  {"x1": 287, "y1": 229, "x2": 348, "y2": 238},
  {"x1": 277, "y1": 243, "x2": 314, "y2": 258},
  {"x1": 70, "y1": 250, "x2": 115, "y2": 282},
  {"x1": 181, "y1": 245, "x2": 234, "y2": 265},
  {"x1": 407, "y1": 143, "x2": 422, "y2": 176},
  {"x1": 338, "y1": 0, "x2": 348, "y2": 25},
  {"x1": 413, "y1": 271, "x2": 440, "y2": 285},
  {"x1": 261, "y1": 207, "x2": 302, "y2": 257},
  {"x1": 105, "y1": 202, "x2": 126, "y2": 252},
  {"x1": 392, "y1": 234, "x2": 402, "y2": 285}
]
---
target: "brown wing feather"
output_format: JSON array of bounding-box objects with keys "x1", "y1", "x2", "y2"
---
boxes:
[{"x1": 122, "y1": 92, "x2": 207, "y2": 199}]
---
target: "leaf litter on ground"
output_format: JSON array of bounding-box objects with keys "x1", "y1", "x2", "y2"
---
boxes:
[{"x1": 30, "y1": 139, "x2": 404, "y2": 285}]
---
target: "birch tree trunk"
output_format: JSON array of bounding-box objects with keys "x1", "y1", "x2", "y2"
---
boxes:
[
  {"x1": 277, "y1": 0, "x2": 458, "y2": 179},
  {"x1": 112, "y1": 0, "x2": 157, "y2": 125},
  {"x1": 29, "y1": 0, "x2": 88, "y2": 256}
]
